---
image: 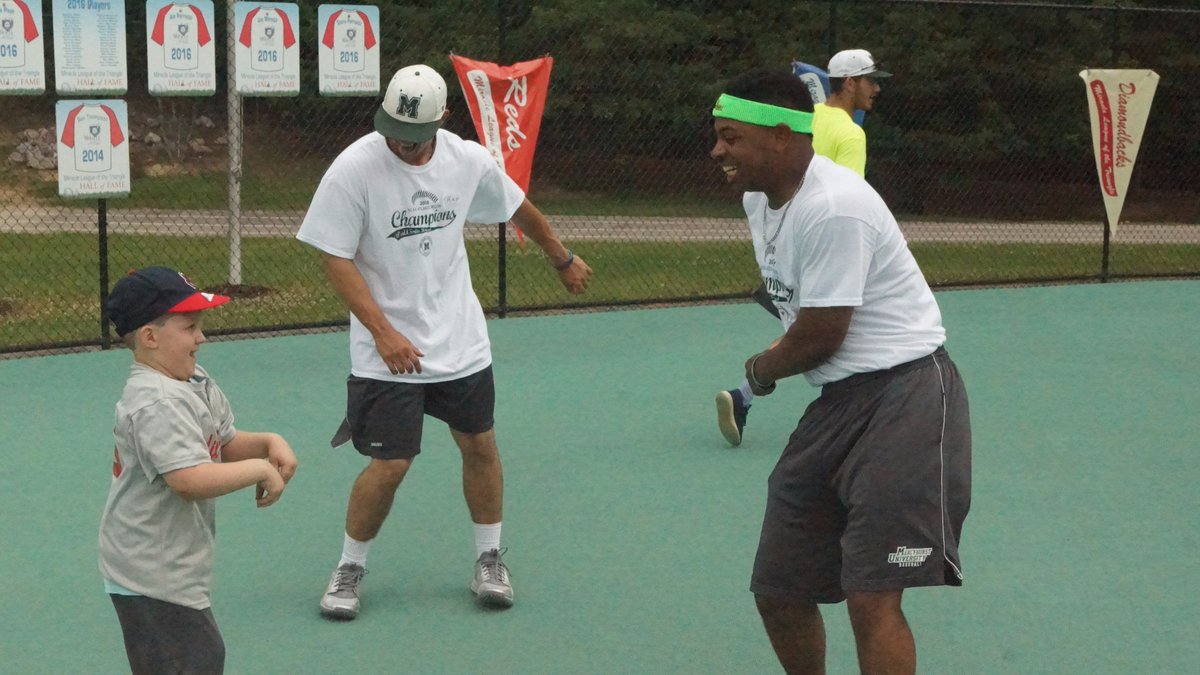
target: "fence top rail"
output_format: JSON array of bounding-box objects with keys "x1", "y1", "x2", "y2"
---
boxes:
[{"x1": 875, "y1": 0, "x2": 1200, "y2": 15}]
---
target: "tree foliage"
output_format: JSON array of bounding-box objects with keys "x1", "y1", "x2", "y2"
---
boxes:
[{"x1": 7, "y1": 1, "x2": 1197, "y2": 215}]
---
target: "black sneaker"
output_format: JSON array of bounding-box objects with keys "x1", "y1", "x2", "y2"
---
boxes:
[{"x1": 715, "y1": 389, "x2": 751, "y2": 446}]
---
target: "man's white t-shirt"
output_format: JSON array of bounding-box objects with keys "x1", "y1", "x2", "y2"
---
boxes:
[
  {"x1": 297, "y1": 130, "x2": 525, "y2": 382},
  {"x1": 744, "y1": 154, "x2": 945, "y2": 386}
]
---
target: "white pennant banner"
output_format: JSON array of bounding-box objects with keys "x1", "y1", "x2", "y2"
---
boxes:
[{"x1": 1079, "y1": 69, "x2": 1159, "y2": 235}]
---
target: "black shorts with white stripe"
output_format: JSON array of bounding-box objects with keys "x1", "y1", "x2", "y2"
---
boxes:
[{"x1": 750, "y1": 347, "x2": 972, "y2": 604}]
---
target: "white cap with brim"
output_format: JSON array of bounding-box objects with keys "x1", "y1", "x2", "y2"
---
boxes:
[
  {"x1": 374, "y1": 64, "x2": 448, "y2": 143},
  {"x1": 828, "y1": 49, "x2": 892, "y2": 78}
]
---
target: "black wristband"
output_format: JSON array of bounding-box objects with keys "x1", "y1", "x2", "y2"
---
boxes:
[{"x1": 554, "y1": 249, "x2": 575, "y2": 272}]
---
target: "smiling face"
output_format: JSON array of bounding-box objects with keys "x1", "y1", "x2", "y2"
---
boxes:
[
  {"x1": 711, "y1": 118, "x2": 779, "y2": 193},
  {"x1": 135, "y1": 312, "x2": 207, "y2": 381}
]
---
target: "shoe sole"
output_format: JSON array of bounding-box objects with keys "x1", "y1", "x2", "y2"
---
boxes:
[
  {"x1": 319, "y1": 603, "x2": 359, "y2": 620},
  {"x1": 715, "y1": 391, "x2": 742, "y2": 446},
  {"x1": 471, "y1": 583, "x2": 514, "y2": 609}
]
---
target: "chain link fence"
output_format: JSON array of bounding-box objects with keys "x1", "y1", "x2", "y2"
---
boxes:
[{"x1": 2, "y1": 0, "x2": 1197, "y2": 355}]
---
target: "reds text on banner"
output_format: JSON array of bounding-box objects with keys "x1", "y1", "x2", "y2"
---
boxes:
[
  {"x1": 449, "y1": 54, "x2": 552, "y2": 194},
  {"x1": 0, "y1": 0, "x2": 46, "y2": 94},
  {"x1": 1079, "y1": 69, "x2": 1159, "y2": 234},
  {"x1": 56, "y1": 98, "x2": 130, "y2": 198}
]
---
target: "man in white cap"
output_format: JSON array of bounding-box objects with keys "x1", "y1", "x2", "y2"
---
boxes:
[
  {"x1": 813, "y1": 48, "x2": 891, "y2": 178},
  {"x1": 297, "y1": 64, "x2": 592, "y2": 620}
]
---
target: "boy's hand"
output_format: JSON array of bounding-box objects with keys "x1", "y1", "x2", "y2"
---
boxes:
[
  {"x1": 255, "y1": 459, "x2": 286, "y2": 508},
  {"x1": 267, "y1": 434, "x2": 298, "y2": 483}
]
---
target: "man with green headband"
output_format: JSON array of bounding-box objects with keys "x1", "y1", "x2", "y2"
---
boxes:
[
  {"x1": 710, "y1": 68, "x2": 972, "y2": 675},
  {"x1": 717, "y1": 51, "x2": 890, "y2": 448}
]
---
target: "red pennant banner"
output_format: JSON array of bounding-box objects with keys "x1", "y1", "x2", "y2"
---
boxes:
[{"x1": 449, "y1": 54, "x2": 553, "y2": 194}]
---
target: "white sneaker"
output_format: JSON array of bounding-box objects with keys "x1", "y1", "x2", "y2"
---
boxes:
[
  {"x1": 470, "y1": 548, "x2": 514, "y2": 608},
  {"x1": 320, "y1": 563, "x2": 366, "y2": 619}
]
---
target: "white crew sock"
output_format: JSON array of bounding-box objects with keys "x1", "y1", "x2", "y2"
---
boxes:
[
  {"x1": 474, "y1": 522, "x2": 502, "y2": 557},
  {"x1": 339, "y1": 532, "x2": 372, "y2": 568},
  {"x1": 738, "y1": 380, "x2": 755, "y2": 404}
]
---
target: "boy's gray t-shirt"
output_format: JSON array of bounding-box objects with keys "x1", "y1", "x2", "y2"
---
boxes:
[{"x1": 99, "y1": 363, "x2": 236, "y2": 610}]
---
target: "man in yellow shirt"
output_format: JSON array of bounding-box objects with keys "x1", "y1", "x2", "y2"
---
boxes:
[
  {"x1": 715, "y1": 51, "x2": 892, "y2": 447},
  {"x1": 812, "y1": 49, "x2": 891, "y2": 178}
]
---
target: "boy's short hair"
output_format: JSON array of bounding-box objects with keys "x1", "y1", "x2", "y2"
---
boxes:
[{"x1": 106, "y1": 267, "x2": 230, "y2": 338}]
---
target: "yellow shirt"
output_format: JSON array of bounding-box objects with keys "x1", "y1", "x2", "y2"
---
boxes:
[{"x1": 812, "y1": 103, "x2": 866, "y2": 177}]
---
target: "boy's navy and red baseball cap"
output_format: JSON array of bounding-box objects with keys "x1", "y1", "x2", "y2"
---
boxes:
[{"x1": 106, "y1": 267, "x2": 230, "y2": 337}]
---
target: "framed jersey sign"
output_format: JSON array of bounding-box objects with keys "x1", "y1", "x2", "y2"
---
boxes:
[
  {"x1": 233, "y1": 1, "x2": 299, "y2": 96},
  {"x1": 55, "y1": 99, "x2": 131, "y2": 198},
  {"x1": 316, "y1": 4, "x2": 379, "y2": 96},
  {"x1": 0, "y1": 0, "x2": 46, "y2": 94},
  {"x1": 52, "y1": 0, "x2": 128, "y2": 95},
  {"x1": 145, "y1": 0, "x2": 216, "y2": 95}
]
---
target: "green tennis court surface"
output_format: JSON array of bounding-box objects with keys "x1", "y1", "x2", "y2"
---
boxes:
[{"x1": 1, "y1": 281, "x2": 1195, "y2": 673}]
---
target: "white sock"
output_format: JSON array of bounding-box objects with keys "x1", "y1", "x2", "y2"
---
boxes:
[
  {"x1": 474, "y1": 522, "x2": 502, "y2": 557},
  {"x1": 738, "y1": 380, "x2": 755, "y2": 404},
  {"x1": 339, "y1": 532, "x2": 372, "y2": 568}
]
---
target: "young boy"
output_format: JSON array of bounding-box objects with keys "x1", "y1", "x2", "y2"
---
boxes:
[{"x1": 99, "y1": 266, "x2": 298, "y2": 674}]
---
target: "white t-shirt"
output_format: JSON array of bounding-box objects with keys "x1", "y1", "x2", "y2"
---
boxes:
[
  {"x1": 321, "y1": 9, "x2": 371, "y2": 73},
  {"x1": 151, "y1": 3, "x2": 209, "y2": 71},
  {"x1": 99, "y1": 364, "x2": 236, "y2": 610},
  {"x1": 62, "y1": 104, "x2": 122, "y2": 173},
  {"x1": 239, "y1": 6, "x2": 293, "y2": 72},
  {"x1": 297, "y1": 130, "x2": 525, "y2": 382},
  {"x1": 744, "y1": 154, "x2": 945, "y2": 385},
  {"x1": 0, "y1": 0, "x2": 38, "y2": 69}
]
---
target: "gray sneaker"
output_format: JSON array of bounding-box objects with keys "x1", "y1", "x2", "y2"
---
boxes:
[
  {"x1": 470, "y1": 548, "x2": 514, "y2": 608},
  {"x1": 320, "y1": 563, "x2": 366, "y2": 620}
]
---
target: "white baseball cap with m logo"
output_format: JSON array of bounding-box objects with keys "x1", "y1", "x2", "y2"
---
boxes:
[{"x1": 374, "y1": 64, "x2": 448, "y2": 142}]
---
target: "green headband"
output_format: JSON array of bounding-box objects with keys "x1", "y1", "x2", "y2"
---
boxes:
[{"x1": 712, "y1": 94, "x2": 813, "y2": 134}]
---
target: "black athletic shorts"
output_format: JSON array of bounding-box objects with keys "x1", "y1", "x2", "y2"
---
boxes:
[
  {"x1": 750, "y1": 347, "x2": 972, "y2": 604},
  {"x1": 110, "y1": 594, "x2": 224, "y2": 675},
  {"x1": 342, "y1": 366, "x2": 496, "y2": 460}
]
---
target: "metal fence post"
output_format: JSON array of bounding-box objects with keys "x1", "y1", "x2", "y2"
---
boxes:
[
  {"x1": 226, "y1": 2, "x2": 244, "y2": 287},
  {"x1": 98, "y1": 198, "x2": 111, "y2": 349},
  {"x1": 496, "y1": 0, "x2": 509, "y2": 318}
]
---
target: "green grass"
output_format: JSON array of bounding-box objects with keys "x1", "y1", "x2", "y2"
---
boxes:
[
  {"x1": 1, "y1": 232, "x2": 1196, "y2": 351},
  {"x1": 25, "y1": 178, "x2": 745, "y2": 217},
  {"x1": 530, "y1": 193, "x2": 746, "y2": 218},
  {"x1": 911, "y1": 242, "x2": 1200, "y2": 285},
  {"x1": 26, "y1": 160, "x2": 329, "y2": 212}
]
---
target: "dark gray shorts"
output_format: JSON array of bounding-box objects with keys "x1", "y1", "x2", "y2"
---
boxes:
[
  {"x1": 751, "y1": 347, "x2": 972, "y2": 604},
  {"x1": 342, "y1": 366, "x2": 496, "y2": 460},
  {"x1": 110, "y1": 594, "x2": 224, "y2": 675}
]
